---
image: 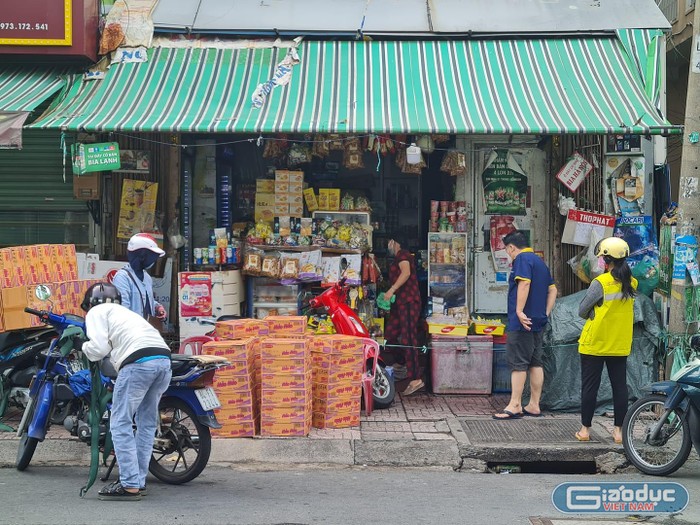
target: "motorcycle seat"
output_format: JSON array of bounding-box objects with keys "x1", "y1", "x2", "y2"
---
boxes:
[
  {"x1": 0, "y1": 328, "x2": 56, "y2": 356},
  {"x1": 170, "y1": 354, "x2": 227, "y2": 375}
]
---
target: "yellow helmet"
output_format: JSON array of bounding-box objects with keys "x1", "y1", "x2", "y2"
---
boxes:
[{"x1": 595, "y1": 237, "x2": 630, "y2": 259}]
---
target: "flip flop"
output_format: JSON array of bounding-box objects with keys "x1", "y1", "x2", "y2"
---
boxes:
[
  {"x1": 522, "y1": 409, "x2": 543, "y2": 417},
  {"x1": 575, "y1": 431, "x2": 590, "y2": 442},
  {"x1": 492, "y1": 409, "x2": 523, "y2": 420},
  {"x1": 402, "y1": 379, "x2": 425, "y2": 396}
]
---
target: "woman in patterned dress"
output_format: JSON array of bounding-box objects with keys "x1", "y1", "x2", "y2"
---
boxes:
[{"x1": 383, "y1": 233, "x2": 424, "y2": 395}]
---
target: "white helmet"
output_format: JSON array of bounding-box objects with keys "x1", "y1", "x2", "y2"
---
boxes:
[{"x1": 127, "y1": 233, "x2": 165, "y2": 256}]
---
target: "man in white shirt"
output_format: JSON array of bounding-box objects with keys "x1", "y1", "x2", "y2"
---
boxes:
[{"x1": 80, "y1": 282, "x2": 171, "y2": 501}]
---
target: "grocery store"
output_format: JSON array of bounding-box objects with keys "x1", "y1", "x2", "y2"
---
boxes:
[{"x1": 0, "y1": 5, "x2": 681, "y2": 436}]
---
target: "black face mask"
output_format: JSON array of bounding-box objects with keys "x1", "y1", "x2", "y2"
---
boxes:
[{"x1": 128, "y1": 249, "x2": 160, "y2": 280}]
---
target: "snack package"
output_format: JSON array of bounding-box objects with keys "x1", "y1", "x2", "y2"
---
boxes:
[
  {"x1": 260, "y1": 252, "x2": 281, "y2": 278},
  {"x1": 299, "y1": 250, "x2": 323, "y2": 280},
  {"x1": 243, "y1": 248, "x2": 263, "y2": 275},
  {"x1": 280, "y1": 253, "x2": 301, "y2": 280},
  {"x1": 340, "y1": 253, "x2": 362, "y2": 285}
]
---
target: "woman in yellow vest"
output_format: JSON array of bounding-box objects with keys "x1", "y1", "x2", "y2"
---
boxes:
[{"x1": 575, "y1": 237, "x2": 637, "y2": 444}]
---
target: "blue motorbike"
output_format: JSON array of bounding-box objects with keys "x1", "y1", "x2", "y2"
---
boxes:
[
  {"x1": 15, "y1": 306, "x2": 228, "y2": 485},
  {"x1": 622, "y1": 334, "x2": 700, "y2": 476}
]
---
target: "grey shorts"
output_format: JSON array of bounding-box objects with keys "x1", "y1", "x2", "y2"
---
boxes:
[{"x1": 506, "y1": 330, "x2": 544, "y2": 371}]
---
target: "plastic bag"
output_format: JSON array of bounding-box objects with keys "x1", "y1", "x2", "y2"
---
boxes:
[
  {"x1": 567, "y1": 231, "x2": 603, "y2": 284},
  {"x1": 243, "y1": 248, "x2": 263, "y2": 276},
  {"x1": 260, "y1": 252, "x2": 281, "y2": 278},
  {"x1": 631, "y1": 255, "x2": 660, "y2": 296},
  {"x1": 167, "y1": 217, "x2": 186, "y2": 250}
]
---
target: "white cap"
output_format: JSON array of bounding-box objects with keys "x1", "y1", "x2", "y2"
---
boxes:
[{"x1": 127, "y1": 233, "x2": 165, "y2": 256}]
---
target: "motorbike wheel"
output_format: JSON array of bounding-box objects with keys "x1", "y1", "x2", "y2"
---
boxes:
[
  {"x1": 149, "y1": 398, "x2": 212, "y2": 485},
  {"x1": 16, "y1": 398, "x2": 38, "y2": 471},
  {"x1": 372, "y1": 365, "x2": 396, "y2": 410},
  {"x1": 622, "y1": 394, "x2": 692, "y2": 476}
]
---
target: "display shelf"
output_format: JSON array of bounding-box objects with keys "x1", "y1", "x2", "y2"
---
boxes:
[
  {"x1": 428, "y1": 232, "x2": 467, "y2": 307},
  {"x1": 253, "y1": 245, "x2": 362, "y2": 255}
]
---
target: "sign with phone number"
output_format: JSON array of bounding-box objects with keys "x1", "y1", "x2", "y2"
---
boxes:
[{"x1": 0, "y1": 0, "x2": 71, "y2": 46}]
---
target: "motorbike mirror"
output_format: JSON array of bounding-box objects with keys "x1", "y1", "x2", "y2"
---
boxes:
[{"x1": 34, "y1": 284, "x2": 52, "y2": 301}]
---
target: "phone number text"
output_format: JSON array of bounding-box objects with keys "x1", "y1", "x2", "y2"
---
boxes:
[{"x1": 0, "y1": 23, "x2": 50, "y2": 31}]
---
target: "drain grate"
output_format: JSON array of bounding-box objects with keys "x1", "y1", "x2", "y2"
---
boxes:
[{"x1": 459, "y1": 417, "x2": 601, "y2": 444}]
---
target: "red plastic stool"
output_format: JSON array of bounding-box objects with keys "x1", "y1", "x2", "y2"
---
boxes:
[
  {"x1": 359, "y1": 338, "x2": 379, "y2": 416},
  {"x1": 178, "y1": 336, "x2": 214, "y2": 356}
]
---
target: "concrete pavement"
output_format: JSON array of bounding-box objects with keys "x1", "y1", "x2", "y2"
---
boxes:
[{"x1": 0, "y1": 391, "x2": 639, "y2": 472}]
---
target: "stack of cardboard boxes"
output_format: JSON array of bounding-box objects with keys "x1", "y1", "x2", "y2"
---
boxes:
[
  {"x1": 203, "y1": 338, "x2": 259, "y2": 438},
  {"x1": 254, "y1": 170, "x2": 305, "y2": 226},
  {"x1": 0, "y1": 244, "x2": 99, "y2": 332},
  {"x1": 260, "y1": 315, "x2": 311, "y2": 437},
  {"x1": 311, "y1": 335, "x2": 364, "y2": 429}
]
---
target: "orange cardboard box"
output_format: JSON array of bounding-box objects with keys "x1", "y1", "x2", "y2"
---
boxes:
[
  {"x1": 212, "y1": 420, "x2": 257, "y2": 438},
  {"x1": 260, "y1": 338, "x2": 308, "y2": 359},
  {"x1": 303, "y1": 188, "x2": 318, "y2": 212},
  {"x1": 312, "y1": 382, "x2": 362, "y2": 401},
  {"x1": 214, "y1": 406, "x2": 256, "y2": 422},
  {"x1": 204, "y1": 338, "x2": 257, "y2": 360},
  {"x1": 260, "y1": 371, "x2": 311, "y2": 390},
  {"x1": 215, "y1": 319, "x2": 269, "y2": 339},
  {"x1": 0, "y1": 248, "x2": 15, "y2": 288},
  {"x1": 311, "y1": 352, "x2": 363, "y2": 371},
  {"x1": 211, "y1": 359, "x2": 250, "y2": 376},
  {"x1": 313, "y1": 397, "x2": 361, "y2": 414},
  {"x1": 261, "y1": 357, "x2": 308, "y2": 375},
  {"x1": 213, "y1": 374, "x2": 254, "y2": 391},
  {"x1": 311, "y1": 334, "x2": 364, "y2": 355},
  {"x1": 265, "y1": 315, "x2": 307, "y2": 335},
  {"x1": 312, "y1": 410, "x2": 360, "y2": 429},
  {"x1": 313, "y1": 367, "x2": 362, "y2": 385},
  {"x1": 261, "y1": 388, "x2": 310, "y2": 407},
  {"x1": 260, "y1": 418, "x2": 311, "y2": 437},
  {"x1": 8, "y1": 247, "x2": 28, "y2": 286},
  {"x1": 260, "y1": 404, "x2": 311, "y2": 422}
]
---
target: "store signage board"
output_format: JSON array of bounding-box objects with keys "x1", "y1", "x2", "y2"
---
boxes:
[
  {"x1": 562, "y1": 209, "x2": 616, "y2": 247},
  {"x1": 72, "y1": 142, "x2": 121, "y2": 175},
  {"x1": 555, "y1": 152, "x2": 593, "y2": 192},
  {"x1": 0, "y1": 0, "x2": 72, "y2": 46}
]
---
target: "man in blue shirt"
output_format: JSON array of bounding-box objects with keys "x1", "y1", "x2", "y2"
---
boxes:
[{"x1": 493, "y1": 230, "x2": 557, "y2": 420}]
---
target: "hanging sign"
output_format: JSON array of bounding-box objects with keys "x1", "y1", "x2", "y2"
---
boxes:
[
  {"x1": 672, "y1": 235, "x2": 698, "y2": 284},
  {"x1": 251, "y1": 48, "x2": 300, "y2": 108},
  {"x1": 657, "y1": 224, "x2": 675, "y2": 295},
  {"x1": 555, "y1": 152, "x2": 593, "y2": 192},
  {"x1": 72, "y1": 142, "x2": 121, "y2": 174},
  {"x1": 562, "y1": 209, "x2": 616, "y2": 247},
  {"x1": 481, "y1": 149, "x2": 528, "y2": 215}
]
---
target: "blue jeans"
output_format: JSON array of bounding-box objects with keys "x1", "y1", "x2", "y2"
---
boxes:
[{"x1": 111, "y1": 358, "x2": 172, "y2": 489}]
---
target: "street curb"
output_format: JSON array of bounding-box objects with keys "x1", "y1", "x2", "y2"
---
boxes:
[
  {"x1": 210, "y1": 438, "x2": 355, "y2": 466},
  {"x1": 0, "y1": 438, "x2": 90, "y2": 467},
  {"x1": 354, "y1": 439, "x2": 461, "y2": 468}
]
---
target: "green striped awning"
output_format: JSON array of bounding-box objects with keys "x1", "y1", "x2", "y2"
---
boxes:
[
  {"x1": 30, "y1": 39, "x2": 679, "y2": 135},
  {"x1": 0, "y1": 66, "x2": 68, "y2": 112}
]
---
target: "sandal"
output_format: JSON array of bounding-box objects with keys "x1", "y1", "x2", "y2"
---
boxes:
[
  {"x1": 402, "y1": 379, "x2": 425, "y2": 396},
  {"x1": 575, "y1": 431, "x2": 590, "y2": 442},
  {"x1": 98, "y1": 482, "x2": 142, "y2": 501}
]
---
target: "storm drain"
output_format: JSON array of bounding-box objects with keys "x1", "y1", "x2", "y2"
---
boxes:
[{"x1": 459, "y1": 417, "x2": 602, "y2": 445}]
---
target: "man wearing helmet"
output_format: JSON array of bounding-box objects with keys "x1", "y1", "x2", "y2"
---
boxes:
[
  {"x1": 575, "y1": 236, "x2": 637, "y2": 444},
  {"x1": 80, "y1": 282, "x2": 171, "y2": 501},
  {"x1": 112, "y1": 233, "x2": 167, "y2": 322}
]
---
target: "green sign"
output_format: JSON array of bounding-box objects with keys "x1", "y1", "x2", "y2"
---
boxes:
[
  {"x1": 72, "y1": 142, "x2": 121, "y2": 175},
  {"x1": 481, "y1": 149, "x2": 528, "y2": 215}
]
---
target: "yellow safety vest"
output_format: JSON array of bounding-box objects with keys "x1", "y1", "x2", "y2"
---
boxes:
[{"x1": 578, "y1": 272, "x2": 638, "y2": 357}]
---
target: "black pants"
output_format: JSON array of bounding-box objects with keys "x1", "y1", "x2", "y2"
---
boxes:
[{"x1": 580, "y1": 354, "x2": 628, "y2": 427}]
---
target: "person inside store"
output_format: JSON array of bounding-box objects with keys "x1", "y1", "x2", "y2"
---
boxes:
[
  {"x1": 80, "y1": 282, "x2": 172, "y2": 501},
  {"x1": 383, "y1": 233, "x2": 424, "y2": 396},
  {"x1": 493, "y1": 230, "x2": 557, "y2": 420},
  {"x1": 575, "y1": 237, "x2": 637, "y2": 443},
  {"x1": 113, "y1": 233, "x2": 167, "y2": 322}
]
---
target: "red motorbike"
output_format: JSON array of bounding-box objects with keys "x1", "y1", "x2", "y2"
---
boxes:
[{"x1": 308, "y1": 279, "x2": 395, "y2": 409}]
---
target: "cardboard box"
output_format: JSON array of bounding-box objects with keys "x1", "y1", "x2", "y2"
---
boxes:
[
  {"x1": 254, "y1": 193, "x2": 275, "y2": 224},
  {"x1": 214, "y1": 406, "x2": 256, "y2": 422},
  {"x1": 274, "y1": 203, "x2": 290, "y2": 215},
  {"x1": 288, "y1": 204, "x2": 304, "y2": 216},
  {"x1": 260, "y1": 404, "x2": 311, "y2": 422},
  {"x1": 73, "y1": 174, "x2": 101, "y2": 200},
  {"x1": 312, "y1": 410, "x2": 360, "y2": 429},
  {"x1": 274, "y1": 170, "x2": 290, "y2": 182},
  {"x1": 261, "y1": 357, "x2": 309, "y2": 375},
  {"x1": 215, "y1": 393, "x2": 254, "y2": 410},
  {"x1": 261, "y1": 388, "x2": 311, "y2": 406},
  {"x1": 311, "y1": 334, "x2": 364, "y2": 355},
  {"x1": 313, "y1": 367, "x2": 362, "y2": 385},
  {"x1": 287, "y1": 171, "x2": 304, "y2": 184},
  {"x1": 427, "y1": 323, "x2": 470, "y2": 337},
  {"x1": 313, "y1": 397, "x2": 361, "y2": 414},
  {"x1": 9, "y1": 247, "x2": 28, "y2": 286},
  {"x1": 216, "y1": 319, "x2": 269, "y2": 339},
  {"x1": 260, "y1": 418, "x2": 311, "y2": 437},
  {"x1": 288, "y1": 181, "x2": 303, "y2": 194},
  {"x1": 312, "y1": 382, "x2": 362, "y2": 401},
  {"x1": 311, "y1": 352, "x2": 363, "y2": 371},
  {"x1": 327, "y1": 189, "x2": 341, "y2": 211},
  {"x1": 260, "y1": 371, "x2": 311, "y2": 389},
  {"x1": 266, "y1": 315, "x2": 307, "y2": 335},
  {"x1": 274, "y1": 181, "x2": 289, "y2": 194},
  {"x1": 203, "y1": 338, "x2": 257, "y2": 360},
  {"x1": 274, "y1": 193, "x2": 290, "y2": 205},
  {"x1": 288, "y1": 193, "x2": 304, "y2": 206},
  {"x1": 260, "y1": 338, "x2": 308, "y2": 359},
  {"x1": 256, "y1": 179, "x2": 275, "y2": 193},
  {"x1": 212, "y1": 374, "x2": 254, "y2": 391},
  {"x1": 212, "y1": 421, "x2": 256, "y2": 438},
  {"x1": 303, "y1": 188, "x2": 318, "y2": 212}
]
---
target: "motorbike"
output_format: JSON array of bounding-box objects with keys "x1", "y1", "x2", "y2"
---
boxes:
[
  {"x1": 308, "y1": 279, "x2": 396, "y2": 409},
  {"x1": 0, "y1": 326, "x2": 57, "y2": 420},
  {"x1": 15, "y1": 302, "x2": 229, "y2": 486},
  {"x1": 622, "y1": 334, "x2": 700, "y2": 476}
]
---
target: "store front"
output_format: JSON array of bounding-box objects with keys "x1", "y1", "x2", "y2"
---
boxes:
[{"x1": 28, "y1": 36, "x2": 680, "y2": 391}]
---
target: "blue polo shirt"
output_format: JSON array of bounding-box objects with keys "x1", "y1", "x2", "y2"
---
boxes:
[{"x1": 507, "y1": 248, "x2": 554, "y2": 332}]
